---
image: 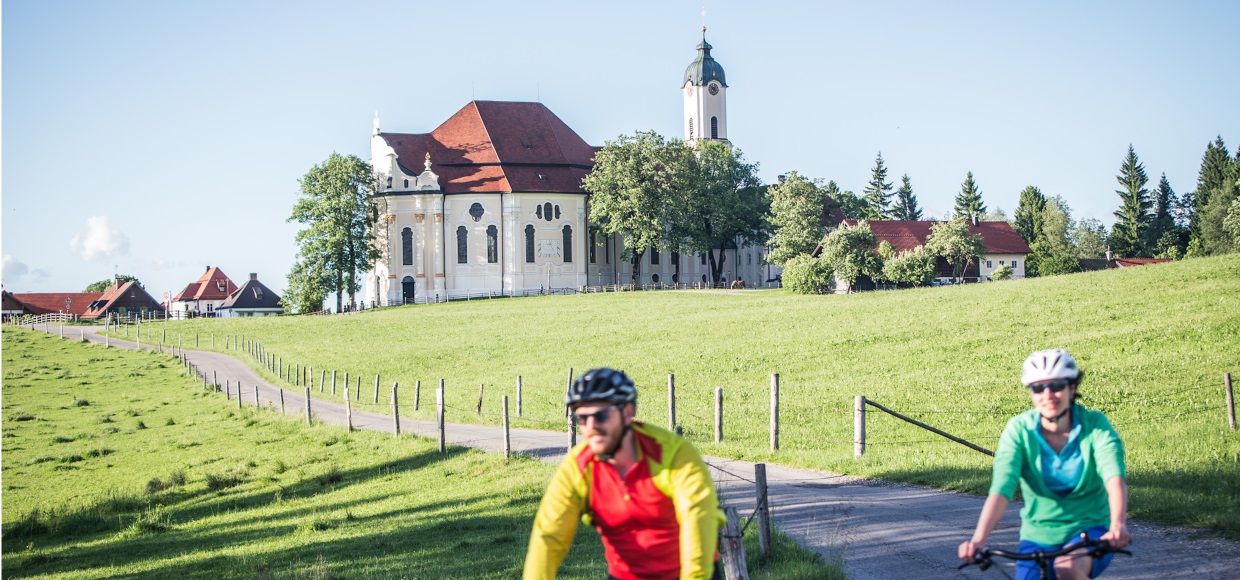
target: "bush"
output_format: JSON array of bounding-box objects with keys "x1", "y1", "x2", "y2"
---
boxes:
[
  {"x1": 781, "y1": 255, "x2": 834, "y2": 294},
  {"x1": 882, "y1": 245, "x2": 937, "y2": 287},
  {"x1": 205, "y1": 469, "x2": 245, "y2": 491},
  {"x1": 990, "y1": 264, "x2": 1013, "y2": 280}
]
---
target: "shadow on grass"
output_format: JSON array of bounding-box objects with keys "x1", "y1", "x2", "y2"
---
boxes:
[{"x1": 0, "y1": 444, "x2": 607, "y2": 579}]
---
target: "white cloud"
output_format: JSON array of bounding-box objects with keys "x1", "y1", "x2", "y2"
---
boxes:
[
  {"x1": 2, "y1": 255, "x2": 51, "y2": 285},
  {"x1": 69, "y1": 216, "x2": 131, "y2": 260}
]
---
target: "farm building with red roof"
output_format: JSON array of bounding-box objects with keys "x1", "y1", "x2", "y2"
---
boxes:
[
  {"x1": 81, "y1": 278, "x2": 163, "y2": 320},
  {"x1": 6, "y1": 292, "x2": 101, "y2": 317},
  {"x1": 170, "y1": 266, "x2": 238, "y2": 318}
]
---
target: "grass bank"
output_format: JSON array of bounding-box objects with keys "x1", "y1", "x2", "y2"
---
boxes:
[
  {"x1": 2, "y1": 329, "x2": 838, "y2": 578},
  {"x1": 113, "y1": 254, "x2": 1240, "y2": 539}
]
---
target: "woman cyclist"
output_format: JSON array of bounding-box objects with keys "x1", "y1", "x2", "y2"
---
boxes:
[{"x1": 959, "y1": 349, "x2": 1131, "y2": 579}]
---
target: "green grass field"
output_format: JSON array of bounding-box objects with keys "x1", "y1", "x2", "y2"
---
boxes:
[
  {"x1": 134, "y1": 254, "x2": 1240, "y2": 540},
  {"x1": 2, "y1": 328, "x2": 839, "y2": 578}
]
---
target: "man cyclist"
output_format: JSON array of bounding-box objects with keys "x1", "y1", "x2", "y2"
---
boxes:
[
  {"x1": 524, "y1": 368, "x2": 726, "y2": 580},
  {"x1": 959, "y1": 349, "x2": 1131, "y2": 579}
]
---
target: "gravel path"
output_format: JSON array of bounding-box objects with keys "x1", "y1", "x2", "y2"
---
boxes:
[{"x1": 49, "y1": 325, "x2": 1240, "y2": 579}]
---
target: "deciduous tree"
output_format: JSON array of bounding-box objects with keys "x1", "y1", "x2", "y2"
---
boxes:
[
  {"x1": 288, "y1": 152, "x2": 379, "y2": 313},
  {"x1": 780, "y1": 254, "x2": 834, "y2": 294},
  {"x1": 1071, "y1": 218, "x2": 1109, "y2": 259},
  {"x1": 676, "y1": 140, "x2": 767, "y2": 285},
  {"x1": 881, "y1": 245, "x2": 937, "y2": 287},
  {"x1": 84, "y1": 275, "x2": 140, "y2": 293},
  {"x1": 818, "y1": 220, "x2": 882, "y2": 293},
  {"x1": 825, "y1": 181, "x2": 868, "y2": 220},
  {"x1": 926, "y1": 217, "x2": 985, "y2": 283},
  {"x1": 766, "y1": 171, "x2": 826, "y2": 266}
]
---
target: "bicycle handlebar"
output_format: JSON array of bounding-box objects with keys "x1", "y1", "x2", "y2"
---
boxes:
[{"x1": 958, "y1": 533, "x2": 1133, "y2": 572}]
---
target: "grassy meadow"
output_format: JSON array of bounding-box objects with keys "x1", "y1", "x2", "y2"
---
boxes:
[
  {"x1": 138, "y1": 253, "x2": 1240, "y2": 540},
  {"x1": 2, "y1": 329, "x2": 838, "y2": 578}
]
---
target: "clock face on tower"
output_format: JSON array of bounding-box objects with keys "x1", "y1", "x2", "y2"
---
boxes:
[{"x1": 708, "y1": 83, "x2": 719, "y2": 95}]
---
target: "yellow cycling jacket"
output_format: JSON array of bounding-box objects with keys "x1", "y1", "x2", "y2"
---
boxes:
[{"x1": 523, "y1": 421, "x2": 725, "y2": 580}]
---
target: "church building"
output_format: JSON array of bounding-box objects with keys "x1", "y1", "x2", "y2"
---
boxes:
[{"x1": 365, "y1": 31, "x2": 768, "y2": 305}]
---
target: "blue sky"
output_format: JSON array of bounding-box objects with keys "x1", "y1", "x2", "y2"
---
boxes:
[{"x1": 4, "y1": 0, "x2": 1238, "y2": 300}]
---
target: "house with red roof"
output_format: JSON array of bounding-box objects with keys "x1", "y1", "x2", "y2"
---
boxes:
[
  {"x1": 170, "y1": 266, "x2": 238, "y2": 318},
  {"x1": 820, "y1": 219, "x2": 1031, "y2": 290},
  {"x1": 5, "y1": 291, "x2": 101, "y2": 317},
  {"x1": 365, "y1": 35, "x2": 767, "y2": 305},
  {"x1": 81, "y1": 278, "x2": 164, "y2": 320}
]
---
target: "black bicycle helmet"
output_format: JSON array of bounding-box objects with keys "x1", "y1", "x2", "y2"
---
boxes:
[{"x1": 566, "y1": 368, "x2": 637, "y2": 408}]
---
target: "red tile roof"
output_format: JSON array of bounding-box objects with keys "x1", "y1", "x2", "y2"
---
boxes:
[
  {"x1": 379, "y1": 101, "x2": 598, "y2": 195},
  {"x1": 840, "y1": 220, "x2": 1032, "y2": 255},
  {"x1": 82, "y1": 280, "x2": 163, "y2": 319},
  {"x1": 173, "y1": 266, "x2": 238, "y2": 302},
  {"x1": 9, "y1": 292, "x2": 102, "y2": 315},
  {"x1": 1113, "y1": 258, "x2": 1170, "y2": 268}
]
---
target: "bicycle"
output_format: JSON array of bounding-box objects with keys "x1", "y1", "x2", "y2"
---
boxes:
[{"x1": 958, "y1": 532, "x2": 1132, "y2": 580}]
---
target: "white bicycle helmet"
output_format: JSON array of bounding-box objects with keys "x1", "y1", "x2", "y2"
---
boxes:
[{"x1": 1021, "y1": 348, "x2": 1082, "y2": 386}]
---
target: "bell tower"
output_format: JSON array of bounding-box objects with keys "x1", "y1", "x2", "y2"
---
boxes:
[{"x1": 683, "y1": 27, "x2": 729, "y2": 146}]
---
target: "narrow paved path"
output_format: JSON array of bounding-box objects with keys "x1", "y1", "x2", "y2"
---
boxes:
[{"x1": 49, "y1": 325, "x2": 1240, "y2": 579}]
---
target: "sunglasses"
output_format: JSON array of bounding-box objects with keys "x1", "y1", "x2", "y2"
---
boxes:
[
  {"x1": 573, "y1": 405, "x2": 621, "y2": 425},
  {"x1": 1028, "y1": 380, "x2": 1072, "y2": 395}
]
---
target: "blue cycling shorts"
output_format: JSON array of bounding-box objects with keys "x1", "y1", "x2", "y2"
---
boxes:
[{"x1": 1016, "y1": 526, "x2": 1114, "y2": 580}]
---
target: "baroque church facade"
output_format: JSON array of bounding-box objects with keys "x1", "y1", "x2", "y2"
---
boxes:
[{"x1": 365, "y1": 32, "x2": 770, "y2": 305}]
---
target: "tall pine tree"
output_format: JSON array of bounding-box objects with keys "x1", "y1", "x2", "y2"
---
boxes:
[
  {"x1": 1144, "y1": 173, "x2": 1182, "y2": 258},
  {"x1": 1013, "y1": 185, "x2": 1047, "y2": 244},
  {"x1": 890, "y1": 174, "x2": 923, "y2": 220},
  {"x1": 861, "y1": 152, "x2": 893, "y2": 219},
  {"x1": 953, "y1": 171, "x2": 986, "y2": 220},
  {"x1": 1109, "y1": 144, "x2": 1151, "y2": 258},
  {"x1": 1188, "y1": 136, "x2": 1231, "y2": 253}
]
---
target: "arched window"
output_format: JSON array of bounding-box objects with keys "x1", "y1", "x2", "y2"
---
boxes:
[
  {"x1": 469, "y1": 203, "x2": 485, "y2": 222},
  {"x1": 700, "y1": 253, "x2": 707, "y2": 266},
  {"x1": 536, "y1": 205, "x2": 543, "y2": 219},
  {"x1": 554, "y1": 205, "x2": 561, "y2": 219},
  {"x1": 711, "y1": 117, "x2": 718, "y2": 139},
  {"x1": 525, "y1": 225, "x2": 535, "y2": 263},
  {"x1": 403, "y1": 179, "x2": 409, "y2": 188},
  {"x1": 486, "y1": 225, "x2": 498, "y2": 263},
  {"x1": 401, "y1": 227, "x2": 413, "y2": 266},
  {"x1": 456, "y1": 226, "x2": 468, "y2": 264},
  {"x1": 543, "y1": 202, "x2": 553, "y2": 222},
  {"x1": 562, "y1": 225, "x2": 573, "y2": 263},
  {"x1": 688, "y1": 118, "x2": 694, "y2": 140}
]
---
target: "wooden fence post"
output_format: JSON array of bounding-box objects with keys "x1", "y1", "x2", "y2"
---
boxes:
[
  {"x1": 295, "y1": 364, "x2": 300, "y2": 387},
  {"x1": 213, "y1": 371, "x2": 218, "y2": 392},
  {"x1": 437, "y1": 386, "x2": 446, "y2": 453},
  {"x1": 415, "y1": 380, "x2": 421, "y2": 411},
  {"x1": 226, "y1": 380, "x2": 231, "y2": 400},
  {"x1": 568, "y1": 415, "x2": 577, "y2": 450},
  {"x1": 477, "y1": 383, "x2": 485, "y2": 414},
  {"x1": 503, "y1": 395, "x2": 511, "y2": 460},
  {"x1": 755, "y1": 463, "x2": 771, "y2": 556},
  {"x1": 719, "y1": 506, "x2": 749, "y2": 580},
  {"x1": 854, "y1": 395, "x2": 866, "y2": 458},
  {"x1": 770, "y1": 373, "x2": 780, "y2": 452},
  {"x1": 715, "y1": 387, "x2": 723, "y2": 443},
  {"x1": 332, "y1": 371, "x2": 337, "y2": 395},
  {"x1": 1226, "y1": 372, "x2": 1236, "y2": 431},
  {"x1": 305, "y1": 387, "x2": 312, "y2": 425},
  {"x1": 345, "y1": 386, "x2": 353, "y2": 432},
  {"x1": 392, "y1": 383, "x2": 400, "y2": 436},
  {"x1": 279, "y1": 388, "x2": 286, "y2": 415},
  {"x1": 320, "y1": 369, "x2": 326, "y2": 393},
  {"x1": 668, "y1": 374, "x2": 676, "y2": 429},
  {"x1": 356, "y1": 375, "x2": 361, "y2": 401},
  {"x1": 237, "y1": 384, "x2": 243, "y2": 410},
  {"x1": 253, "y1": 384, "x2": 259, "y2": 408},
  {"x1": 374, "y1": 374, "x2": 380, "y2": 404},
  {"x1": 516, "y1": 376, "x2": 523, "y2": 417},
  {"x1": 565, "y1": 367, "x2": 574, "y2": 417}
]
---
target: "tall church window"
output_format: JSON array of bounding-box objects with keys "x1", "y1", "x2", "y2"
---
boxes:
[
  {"x1": 688, "y1": 118, "x2": 694, "y2": 140},
  {"x1": 401, "y1": 227, "x2": 413, "y2": 266},
  {"x1": 590, "y1": 231, "x2": 597, "y2": 263},
  {"x1": 711, "y1": 117, "x2": 719, "y2": 139},
  {"x1": 701, "y1": 253, "x2": 707, "y2": 266},
  {"x1": 671, "y1": 251, "x2": 679, "y2": 266},
  {"x1": 486, "y1": 225, "x2": 498, "y2": 263},
  {"x1": 457, "y1": 226, "x2": 468, "y2": 264},
  {"x1": 525, "y1": 225, "x2": 535, "y2": 263},
  {"x1": 544, "y1": 202, "x2": 554, "y2": 222},
  {"x1": 650, "y1": 250, "x2": 660, "y2": 265},
  {"x1": 536, "y1": 205, "x2": 543, "y2": 219},
  {"x1": 555, "y1": 205, "x2": 561, "y2": 219},
  {"x1": 562, "y1": 225, "x2": 573, "y2": 263}
]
